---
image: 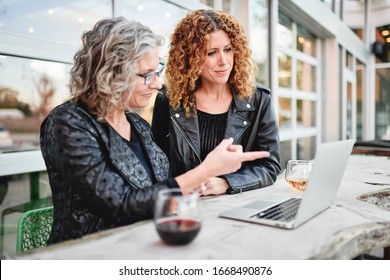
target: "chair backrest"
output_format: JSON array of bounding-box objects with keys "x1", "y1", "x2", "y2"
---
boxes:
[{"x1": 16, "y1": 206, "x2": 53, "y2": 253}]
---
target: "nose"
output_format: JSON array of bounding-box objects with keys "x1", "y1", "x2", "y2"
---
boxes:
[
  {"x1": 218, "y1": 53, "x2": 228, "y2": 65},
  {"x1": 149, "y1": 74, "x2": 162, "y2": 90}
]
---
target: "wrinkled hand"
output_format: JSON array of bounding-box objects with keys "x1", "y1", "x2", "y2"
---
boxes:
[{"x1": 202, "y1": 137, "x2": 270, "y2": 178}]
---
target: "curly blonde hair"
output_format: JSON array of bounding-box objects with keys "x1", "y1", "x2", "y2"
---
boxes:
[
  {"x1": 165, "y1": 9, "x2": 257, "y2": 117},
  {"x1": 69, "y1": 17, "x2": 164, "y2": 121}
]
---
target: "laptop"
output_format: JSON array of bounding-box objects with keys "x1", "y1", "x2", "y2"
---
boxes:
[{"x1": 220, "y1": 139, "x2": 355, "y2": 229}]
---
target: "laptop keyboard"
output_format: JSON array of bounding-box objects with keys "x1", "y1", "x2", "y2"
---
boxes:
[{"x1": 251, "y1": 198, "x2": 301, "y2": 222}]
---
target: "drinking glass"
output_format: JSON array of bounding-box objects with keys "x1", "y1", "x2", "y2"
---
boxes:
[
  {"x1": 154, "y1": 189, "x2": 201, "y2": 245},
  {"x1": 285, "y1": 160, "x2": 313, "y2": 191}
]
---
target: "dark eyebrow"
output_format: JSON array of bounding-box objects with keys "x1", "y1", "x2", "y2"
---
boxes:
[
  {"x1": 138, "y1": 68, "x2": 154, "y2": 74},
  {"x1": 209, "y1": 44, "x2": 232, "y2": 50}
]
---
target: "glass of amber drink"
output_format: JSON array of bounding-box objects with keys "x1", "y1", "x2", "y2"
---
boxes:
[{"x1": 285, "y1": 160, "x2": 313, "y2": 191}]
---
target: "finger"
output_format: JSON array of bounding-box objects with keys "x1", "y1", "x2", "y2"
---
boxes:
[
  {"x1": 192, "y1": 190, "x2": 204, "y2": 196},
  {"x1": 202, "y1": 188, "x2": 215, "y2": 196},
  {"x1": 227, "y1": 144, "x2": 243, "y2": 153},
  {"x1": 216, "y1": 137, "x2": 234, "y2": 150},
  {"x1": 241, "y1": 151, "x2": 270, "y2": 162}
]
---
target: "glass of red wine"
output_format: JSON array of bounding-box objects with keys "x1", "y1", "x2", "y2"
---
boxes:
[{"x1": 154, "y1": 189, "x2": 201, "y2": 245}]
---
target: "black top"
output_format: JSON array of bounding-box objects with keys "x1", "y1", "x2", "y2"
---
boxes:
[
  {"x1": 197, "y1": 109, "x2": 228, "y2": 160},
  {"x1": 126, "y1": 127, "x2": 153, "y2": 180},
  {"x1": 126, "y1": 125, "x2": 179, "y2": 189}
]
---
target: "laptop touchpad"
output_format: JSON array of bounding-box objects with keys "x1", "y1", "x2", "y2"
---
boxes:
[{"x1": 244, "y1": 200, "x2": 277, "y2": 210}]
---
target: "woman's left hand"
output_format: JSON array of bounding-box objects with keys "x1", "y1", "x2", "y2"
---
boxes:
[{"x1": 198, "y1": 177, "x2": 229, "y2": 196}]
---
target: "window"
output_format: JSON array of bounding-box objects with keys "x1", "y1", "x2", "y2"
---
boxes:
[
  {"x1": 297, "y1": 25, "x2": 317, "y2": 57},
  {"x1": 0, "y1": 0, "x2": 111, "y2": 152},
  {"x1": 0, "y1": 56, "x2": 71, "y2": 151},
  {"x1": 0, "y1": 0, "x2": 194, "y2": 146},
  {"x1": 296, "y1": 60, "x2": 316, "y2": 92},
  {"x1": 277, "y1": 13, "x2": 293, "y2": 49},
  {"x1": 374, "y1": 24, "x2": 390, "y2": 140},
  {"x1": 278, "y1": 53, "x2": 292, "y2": 88},
  {"x1": 277, "y1": 12, "x2": 319, "y2": 164},
  {"x1": 200, "y1": 0, "x2": 214, "y2": 7},
  {"x1": 249, "y1": 0, "x2": 269, "y2": 85},
  {"x1": 118, "y1": 0, "x2": 188, "y2": 59},
  {"x1": 297, "y1": 99, "x2": 316, "y2": 128},
  {"x1": 352, "y1": 28, "x2": 363, "y2": 42},
  {"x1": 346, "y1": 81, "x2": 353, "y2": 139},
  {"x1": 375, "y1": 67, "x2": 390, "y2": 139},
  {"x1": 0, "y1": 0, "x2": 112, "y2": 46},
  {"x1": 279, "y1": 140, "x2": 292, "y2": 170},
  {"x1": 297, "y1": 136, "x2": 316, "y2": 160},
  {"x1": 375, "y1": 25, "x2": 390, "y2": 63},
  {"x1": 278, "y1": 97, "x2": 292, "y2": 129},
  {"x1": 356, "y1": 60, "x2": 364, "y2": 140}
]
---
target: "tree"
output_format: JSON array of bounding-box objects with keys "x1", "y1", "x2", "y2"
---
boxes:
[
  {"x1": 33, "y1": 74, "x2": 56, "y2": 121},
  {"x1": 0, "y1": 87, "x2": 32, "y2": 115},
  {"x1": 0, "y1": 87, "x2": 19, "y2": 108}
]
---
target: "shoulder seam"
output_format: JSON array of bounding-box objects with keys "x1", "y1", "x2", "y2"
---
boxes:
[{"x1": 255, "y1": 82, "x2": 271, "y2": 94}]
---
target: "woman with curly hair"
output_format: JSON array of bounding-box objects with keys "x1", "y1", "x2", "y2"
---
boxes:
[
  {"x1": 152, "y1": 10, "x2": 281, "y2": 195},
  {"x1": 40, "y1": 17, "x2": 270, "y2": 244}
]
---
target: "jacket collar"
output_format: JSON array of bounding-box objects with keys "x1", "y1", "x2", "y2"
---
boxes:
[
  {"x1": 170, "y1": 106, "x2": 201, "y2": 159},
  {"x1": 231, "y1": 88, "x2": 255, "y2": 112},
  {"x1": 225, "y1": 89, "x2": 253, "y2": 141},
  {"x1": 106, "y1": 112, "x2": 169, "y2": 188}
]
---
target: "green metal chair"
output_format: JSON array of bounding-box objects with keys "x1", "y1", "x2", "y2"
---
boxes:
[
  {"x1": 0, "y1": 172, "x2": 52, "y2": 255},
  {"x1": 16, "y1": 206, "x2": 53, "y2": 253}
]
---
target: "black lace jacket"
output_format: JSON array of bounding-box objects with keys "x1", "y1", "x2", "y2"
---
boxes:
[{"x1": 40, "y1": 101, "x2": 171, "y2": 245}]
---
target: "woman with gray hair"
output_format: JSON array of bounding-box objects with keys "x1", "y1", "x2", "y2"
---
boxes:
[{"x1": 40, "y1": 17, "x2": 269, "y2": 245}]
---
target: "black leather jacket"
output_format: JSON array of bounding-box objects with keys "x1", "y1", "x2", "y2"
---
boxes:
[
  {"x1": 40, "y1": 101, "x2": 172, "y2": 244},
  {"x1": 152, "y1": 85, "x2": 281, "y2": 194}
]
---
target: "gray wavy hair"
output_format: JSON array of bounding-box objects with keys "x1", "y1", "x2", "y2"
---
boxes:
[{"x1": 69, "y1": 17, "x2": 164, "y2": 121}]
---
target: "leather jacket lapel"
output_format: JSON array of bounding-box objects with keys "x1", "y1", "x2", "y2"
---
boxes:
[
  {"x1": 128, "y1": 113, "x2": 170, "y2": 183},
  {"x1": 224, "y1": 92, "x2": 254, "y2": 143},
  {"x1": 168, "y1": 91, "x2": 254, "y2": 150},
  {"x1": 170, "y1": 107, "x2": 201, "y2": 159},
  {"x1": 107, "y1": 124, "x2": 153, "y2": 189}
]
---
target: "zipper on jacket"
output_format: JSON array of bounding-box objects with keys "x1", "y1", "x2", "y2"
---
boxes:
[
  {"x1": 228, "y1": 181, "x2": 260, "y2": 194},
  {"x1": 171, "y1": 116, "x2": 202, "y2": 163},
  {"x1": 84, "y1": 214, "x2": 101, "y2": 234}
]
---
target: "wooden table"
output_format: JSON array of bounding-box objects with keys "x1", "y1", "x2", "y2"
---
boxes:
[{"x1": 9, "y1": 155, "x2": 390, "y2": 260}]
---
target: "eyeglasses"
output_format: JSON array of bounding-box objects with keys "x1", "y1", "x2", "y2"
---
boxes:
[{"x1": 136, "y1": 62, "x2": 164, "y2": 85}]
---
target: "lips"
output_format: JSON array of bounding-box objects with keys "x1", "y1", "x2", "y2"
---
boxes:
[{"x1": 215, "y1": 69, "x2": 229, "y2": 74}]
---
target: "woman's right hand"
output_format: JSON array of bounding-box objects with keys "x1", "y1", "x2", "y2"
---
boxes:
[
  {"x1": 175, "y1": 138, "x2": 270, "y2": 195},
  {"x1": 202, "y1": 137, "x2": 270, "y2": 177}
]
